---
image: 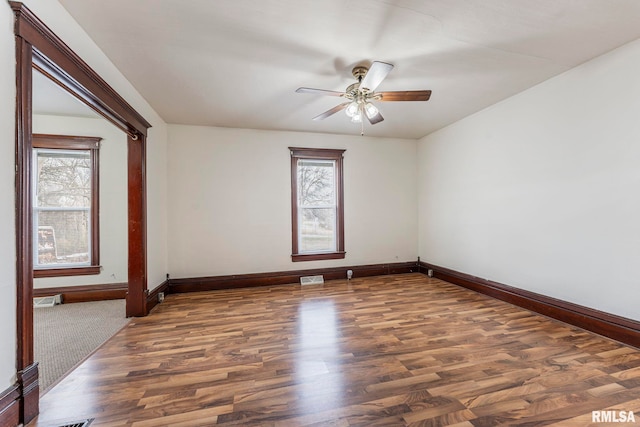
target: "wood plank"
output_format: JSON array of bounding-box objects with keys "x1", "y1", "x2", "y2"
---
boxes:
[{"x1": 29, "y1": 274, "x2": 640, "y2": 426}]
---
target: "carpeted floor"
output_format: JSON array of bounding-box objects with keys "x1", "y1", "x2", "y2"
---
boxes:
[{"x1": 34, "y1": 299, "x2": 130, "y2": 394}]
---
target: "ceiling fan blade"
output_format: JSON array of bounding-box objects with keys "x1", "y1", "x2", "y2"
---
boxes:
[
  {"x1": 296, "y1": 87, "x2": 345, "y2": 97},
  {"x1": 359, "y1": 61, "x2": 394, "y2": 92},
  {"x1": 366, "y1": 111, "x2": 384, "y2": 125},
  {"x1": 312, "y1": 102, "x2": 350, "y2": 121},
  {"x1": 377, "y1": 90, "x2": 432, "y2": 101}
]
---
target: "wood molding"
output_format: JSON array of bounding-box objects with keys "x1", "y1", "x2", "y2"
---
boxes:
[
  {"x1": 168, "y1": 261, "x2": 419, "y2": 294},
  {"x1": 419, "y1": 262, "x2": 640, "y2": 348},
  {"x1": 126, "y1": 133, "x2": 148, "y2": 317},
  {"x1": 0, "y1": 384, "x2": 20, "y2": 427},
  {"x1": 34, "y1": 265, "x2": 101, "y2": 278},
  {"x1": 14, "y1": 19, "x2": 34, "y2": 382},
  {"x1": 9, "y1": 2, "x2": 151, "y2": 136},
  {"x1": 33, "y1": 283, "x2": 127, "y2": 303},
  {"x1": 146, "y1": 279, "x2": 170, "y2": 313},
  {"x1": 291, "y1": 252, "x2": 346, "y2": 262},
  {"x1": 32, "y1": 133, "x2": 102, "y2": 150},
  {"x1": 12, "y1": 4, "x2": 151, "y2": 422},
  {"x1": 289, "y1": 147, "x2": 346, "y2": 262},
  {"x1": 17, "y1": 363, "x2": 38, "y2": 424},
  {"x1": 32, "y1": 133, "x2": 102, "y2": 277}
]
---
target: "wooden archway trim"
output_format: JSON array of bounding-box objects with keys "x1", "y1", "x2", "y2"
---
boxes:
[
  {"x1": 10, "y1": 2, "x2": 151, "y2": 424},
  {"x1": 11, "y1": 3, "x2": 150, "y2": 135}
]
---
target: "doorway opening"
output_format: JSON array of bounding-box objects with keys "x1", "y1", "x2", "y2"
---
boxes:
[{"x1": 12, "y1": 2, "x2": 151, "y2": 424}]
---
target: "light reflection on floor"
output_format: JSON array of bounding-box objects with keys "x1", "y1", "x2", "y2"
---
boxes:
[{"x1": 295, "y1": 298, "x2": 344, "y2": 413}]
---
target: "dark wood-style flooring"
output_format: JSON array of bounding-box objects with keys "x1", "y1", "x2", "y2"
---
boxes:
[{"x1": 30, "y1": 274, "x2": 640, "y2": 426}]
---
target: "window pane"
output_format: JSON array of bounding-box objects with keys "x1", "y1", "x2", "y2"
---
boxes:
[
  {"x1": 36, "y1": 150, "x2": 91, "y2": 208},
  {"x1": 290, "y1": 147, "x2": 345, "y2": 261},
  {"x1": 297, "y1": 159, "x2": 335, "y2": 206},
  {"x1": 299, "y1": 207, "x2": 336, "y2": 253},
  {"x1": 37, "y1": 210, "x2": 90, "y2": 265}
]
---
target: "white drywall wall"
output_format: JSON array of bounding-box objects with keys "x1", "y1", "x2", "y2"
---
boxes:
[
  {"x1": 418, "y1": 38, "x2": 640, "y2": 321},
  {"x1": 167, "y1": 125, "x2": 418, "y2": 278}
]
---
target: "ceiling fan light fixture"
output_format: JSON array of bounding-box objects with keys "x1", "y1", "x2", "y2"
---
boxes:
[
  {"x1": 345, "y1": 101, "x2": 359, "y2": 118},
  {"x1": 296, "y1": 60, "x2": 431, "y2": 131},
  {"x1": 364, "y1": 102, "x2": 379, "y2": 119}
]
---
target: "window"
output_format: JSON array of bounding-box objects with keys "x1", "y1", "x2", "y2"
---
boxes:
[
  {"x1": 290, "y1": 147, "x2": 345, "y2": 262},
  {"x1": 32, "y1": 134, "x2": 101, "y2": 277}
]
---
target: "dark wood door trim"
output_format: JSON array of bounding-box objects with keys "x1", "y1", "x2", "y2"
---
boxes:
[
  {"x1": 126, "y1": 132, "x2": 148, "y2": 317},
  {"x1": 10, "y1": 3, "x2": 150, "y2": 135},
  {"x1": 11, "y1": 2, "x2": 151, "y2": 424},
  {"x1": 14, "y1": 17, "x2": 32, "y2": 376},
  {"x1": 13, "y1": 28, "x2": 36, "y2": 425}
]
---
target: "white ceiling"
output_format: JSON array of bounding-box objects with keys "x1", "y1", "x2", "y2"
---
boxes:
[
  {"x1": 33, "y1": 68, "x2": 102, "y2": 119},
  {"x1": 57, "y1": 0, "x2": 640, "y2": 139}
]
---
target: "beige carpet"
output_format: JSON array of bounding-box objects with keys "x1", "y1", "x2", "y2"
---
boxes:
[{"x1": 34, "y1": 299, "x2": 130, "y2": 394}]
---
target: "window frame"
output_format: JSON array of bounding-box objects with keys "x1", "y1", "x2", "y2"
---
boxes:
[
  {"x1": 32, "y1": 134, "x2": 102, "y2": 277},
  {"x1": 290, "y1": 147, "x2": 346, "y2": 262}
]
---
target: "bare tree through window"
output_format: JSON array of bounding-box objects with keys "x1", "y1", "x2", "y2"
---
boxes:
[
  {"x1": 32, "y1": 134, "x2": 102, "y2": 277},
  {"x1": 290, "y1": 147, "x2": 345, "y2": 262},
  {"x1": 297, "y1": 159, "x2": 336, "y2": 252},
  {"x1": 35, "y1": 150, "x2": 91, "y2": 265}
]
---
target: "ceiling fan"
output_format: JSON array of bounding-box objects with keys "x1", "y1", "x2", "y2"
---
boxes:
[{"x1": 296, "y1": 61, "x2": 431, "y2": 132}]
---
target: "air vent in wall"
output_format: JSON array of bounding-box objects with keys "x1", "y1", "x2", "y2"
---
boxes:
[{"x1": 54, "y1": 419, "x2": 94, "y2": 427}]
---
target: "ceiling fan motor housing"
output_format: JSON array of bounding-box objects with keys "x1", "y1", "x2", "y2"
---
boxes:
[
  {"x1": 351, "y1": 65, "x2": 368, "y2": 81},
  {"x1": 295, "y1": 60, "x2": 431, "y2": 127}
]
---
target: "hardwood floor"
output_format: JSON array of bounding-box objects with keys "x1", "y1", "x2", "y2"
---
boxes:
[{"x1": 29, "y1": 274, "x2": 640, "y2": 426}]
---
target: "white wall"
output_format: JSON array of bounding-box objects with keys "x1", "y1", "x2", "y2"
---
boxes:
[
  {"x1": 0, "y1": 1, "x2": 17, "y2": 390},
  {"x1": 167, "y1": 125, "x2": 418, "y2": 278},
  {"x1": 146, "y1": 122, "x2": 169, "y2": 290},
  {"x1": 22, "y1": 0, "x2": 169, "y2": 291},
  {"x1": 418, "y1": 38, "x2": 640, "y2": 321},
  {"x1": 32, "y1": 114, "x2": 128, "y2": 288}
]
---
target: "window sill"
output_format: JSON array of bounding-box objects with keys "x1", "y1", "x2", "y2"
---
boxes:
[
  {"x1": 291, "y1": 252, "x2": 346, "y2": 262},
  {"x1": 34, "y1": 265, "x2": 101, "y2": 278}
]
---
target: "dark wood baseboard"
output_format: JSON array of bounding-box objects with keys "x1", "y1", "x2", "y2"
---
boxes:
[
  {"x1": 33, "y1": 282, "x2": 127, "y2": 303},
  {"x1": 0, "y1": 384, "x2": 20, "y2": 427},
  {"x1": 419, "y1": 262, "x2": 640, "y2": 348},
  {"x1": 168, "y1": 261, "x2": 419, "y2": 294},
  {"x1": 146, "y1": 279, "x2": 170, "y2": 313},
  {"x1": 17, "y1": 362, "x2": 38, "y2": 425}
]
